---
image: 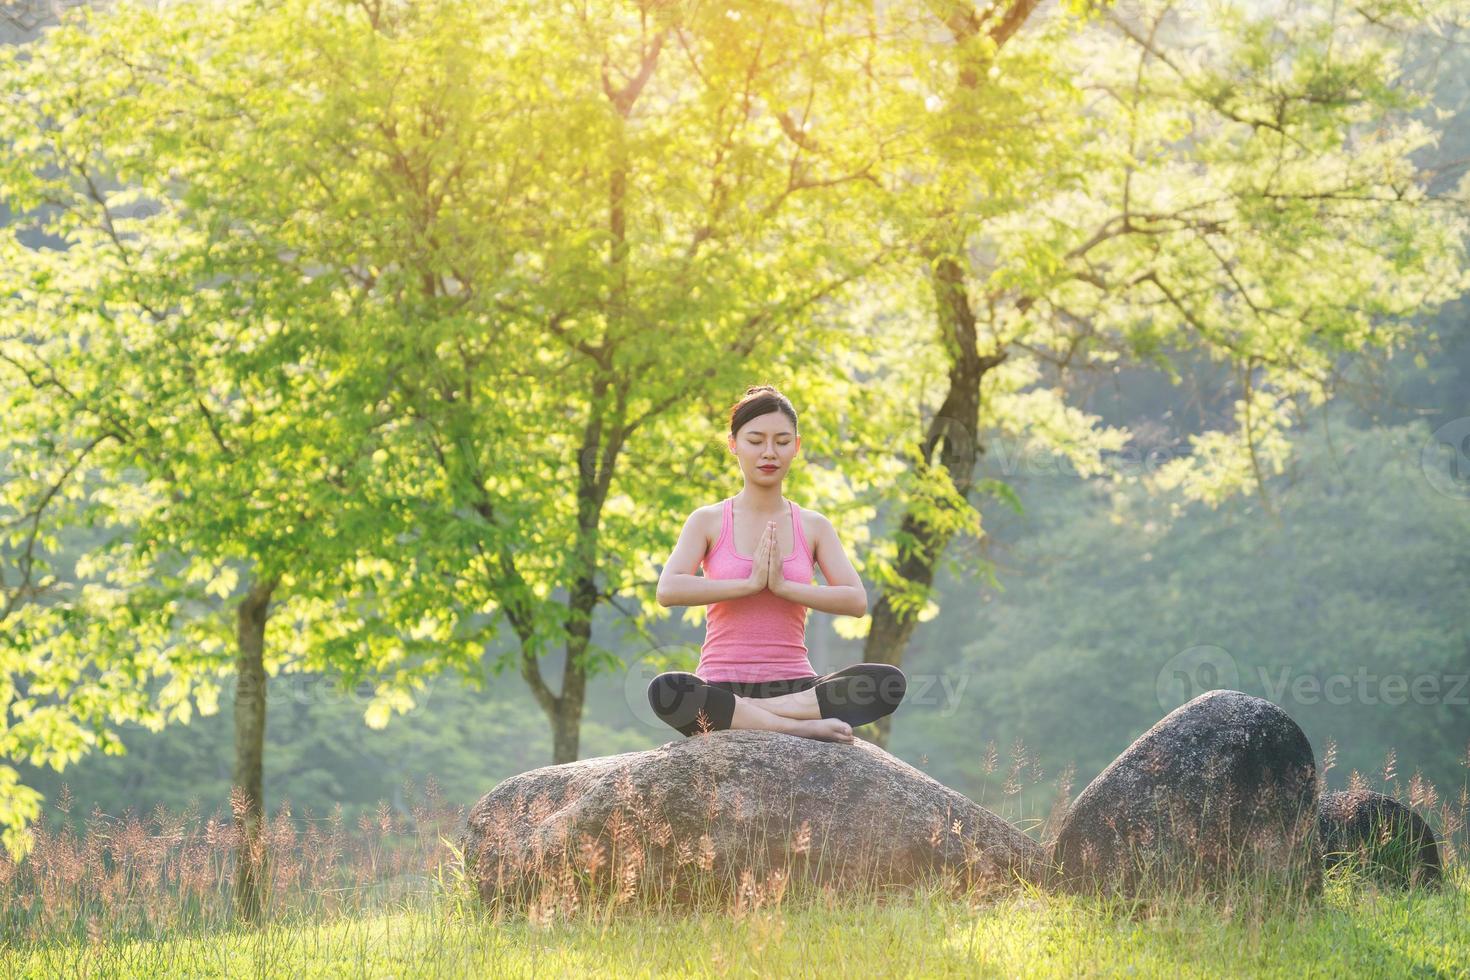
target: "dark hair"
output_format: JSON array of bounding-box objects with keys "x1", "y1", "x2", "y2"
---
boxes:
[{"x1": 728, "y1": 384, "x2": 799, "y2": 439}]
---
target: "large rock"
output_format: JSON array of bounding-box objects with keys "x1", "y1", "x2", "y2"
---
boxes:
[
  {"x1": 1318, "y1": 789, "x2": 1444, "y2": 889},
  {"x1": 1049, "y1": 690, "x2": 1321, "y2": 896},
  {"x1": 460, "y1": 730, "x2": 1044, "y2": 908}
]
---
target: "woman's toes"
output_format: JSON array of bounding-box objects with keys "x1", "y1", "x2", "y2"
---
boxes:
[
  {"x1": 818, "y1": 719, "x2": 853, "y2": 743},
  {"x1": 807, "y1": 719, "x2": 847, "y2": 743}
]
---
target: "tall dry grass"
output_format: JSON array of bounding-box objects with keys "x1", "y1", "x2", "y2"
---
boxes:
[
  {"x1": 0, "y1": 776, "x2": 466, "y2": 944},
  {"x1": 1, "y1": 736, "x2": 1465, "y2": 944}
]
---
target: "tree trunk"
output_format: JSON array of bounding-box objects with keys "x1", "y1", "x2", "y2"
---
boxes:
[
  {"x1": 521, "y1": 37, "x2": 655, "y2": 764},
  {"x1": 232, "y1": 575, "x2": 276, "y2": 921},
  {"x1": 862, "y1": 2, "x2": 1041, "y2": 748},
  {"x1": 550, "y1": 689, "x2": 585, "y2": 765},
  {"x1": 863, "y1": 251, "x2": 1005, "y2": 748}
]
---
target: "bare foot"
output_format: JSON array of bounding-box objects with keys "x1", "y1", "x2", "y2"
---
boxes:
[
  {"x1": 754, "y1": 688, "x2": 820, "y2": 721},
  {"x1": 796, "y1": 718, "x2": 854, "y2": 743}
]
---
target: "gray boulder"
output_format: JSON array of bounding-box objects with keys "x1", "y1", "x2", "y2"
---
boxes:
[
  {"x1": 1318, "y1": 789, "x2": 1443, "y2": 889},
  {"x1": 1049, "y1": 690, "x2": 1321, "y2": 896},
  {"x1": 460, "y1": 730, "x2": 1044, "y2": 909}
]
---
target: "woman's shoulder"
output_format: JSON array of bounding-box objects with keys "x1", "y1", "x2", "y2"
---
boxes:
[
  {"x1": 790, "y1": 498, "x2": 828, "y2": 521},
  {"x1": 692, "y1": 498, "x2": 727, "y2": 521},
  {"x1": 789, "y1": 499, "x2": 831, "y2": 553},
  {"x1": 691, "y1": 499, "x2": 726, "y2": 551}
]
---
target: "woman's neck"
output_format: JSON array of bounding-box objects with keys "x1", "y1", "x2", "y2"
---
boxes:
[{"x1": 735, "y1": 486, "x2": 785, "y2": 513}]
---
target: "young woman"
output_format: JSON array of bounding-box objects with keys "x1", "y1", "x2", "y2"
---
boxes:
[{"x1": 650, "y1": 385, "x2": 906, "y2": 744}]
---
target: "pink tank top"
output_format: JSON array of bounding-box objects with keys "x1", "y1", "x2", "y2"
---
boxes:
[{"x1": 695, "y1": 497, "x2": 818, "y2": 682}]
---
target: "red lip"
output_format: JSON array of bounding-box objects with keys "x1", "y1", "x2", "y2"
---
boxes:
[{"x1": 759, "y1": 465, "x2": 778, "y2": 471}]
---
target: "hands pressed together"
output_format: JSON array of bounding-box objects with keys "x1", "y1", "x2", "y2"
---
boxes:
[{"x1": 745, "y1": 520, "x2": 793, "y2": 599}]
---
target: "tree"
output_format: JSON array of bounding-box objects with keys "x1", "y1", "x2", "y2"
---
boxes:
[
  {"x1": 119, "y1": 0, "x2": 895, "y2": 764},
  {"x1": 0, "y1": 2, "x2": 464, "y2": 914},
  {"x1": 840, "y1": 0, "x2": 1469, "y2": 745}
]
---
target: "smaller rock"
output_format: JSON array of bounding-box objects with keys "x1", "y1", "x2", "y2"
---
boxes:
[{"x1": 1318, "y1": 789, "x2": 1443, "y2": 889}]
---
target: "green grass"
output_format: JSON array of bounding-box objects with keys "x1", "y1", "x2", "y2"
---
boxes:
[
  {"x1": 3, "y1": 870, "x2": 1466, "y2": 978},
  {"x1": 5, "y1": 761, "x2": 1464, "y2": 977}
]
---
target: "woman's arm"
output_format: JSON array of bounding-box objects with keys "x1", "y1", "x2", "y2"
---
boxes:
[
  {"x1": 769, "y1": 513, "x2": 868, "y2": 617},
  {"x1": 656, "y1": 509, "x2": 755, "y2": 607}
]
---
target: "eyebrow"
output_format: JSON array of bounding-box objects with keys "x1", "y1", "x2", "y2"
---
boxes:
[{"x1": 744, "y1": 431, "x2": 793, "y2": 436}]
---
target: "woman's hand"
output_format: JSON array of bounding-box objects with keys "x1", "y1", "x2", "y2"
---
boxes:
[
  {"x1": 768, "y1": 524, "x2": 792, "y2": 599},
  {"x1": 745, "y1": 522, "x2": 774, "y2": 595}
]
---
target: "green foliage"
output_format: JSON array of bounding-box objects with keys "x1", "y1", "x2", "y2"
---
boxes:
[
  {"x1": 897, "y1": 416, "x2": 1470, "y2": 810},
  {"x1": 0, "y1": 0, "x2": 492, "y2": 858}
]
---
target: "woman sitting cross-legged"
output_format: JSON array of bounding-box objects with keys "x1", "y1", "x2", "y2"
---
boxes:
[{"x1": 650, "y1": 385, "x2": 906, "y2": 744}]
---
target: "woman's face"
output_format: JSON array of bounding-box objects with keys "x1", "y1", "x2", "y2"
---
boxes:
[{"x1": 729, "y1": 410, "x2": 800, "y2": 485}]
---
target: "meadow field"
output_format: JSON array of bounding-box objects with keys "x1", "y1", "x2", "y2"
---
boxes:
[
  {"x1": 2, "y1": 765, "x2": 1464, "y2": 979},
  {"x1": 6, "y1": 879, "x2": 1468, "y2": 979}
]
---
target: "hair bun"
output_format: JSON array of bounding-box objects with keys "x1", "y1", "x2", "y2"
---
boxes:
[{"x1": 728, "y1": 384, "x2": 799, "y2": 439}]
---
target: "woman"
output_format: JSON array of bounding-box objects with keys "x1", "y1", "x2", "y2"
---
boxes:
[{"x1": 650, "y1": 384, "x2": 906, "y2": 744}]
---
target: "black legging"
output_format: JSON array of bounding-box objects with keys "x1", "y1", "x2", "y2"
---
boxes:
[{"x1": 647, "y1": 663, "x2": 906, "y2": 737}]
